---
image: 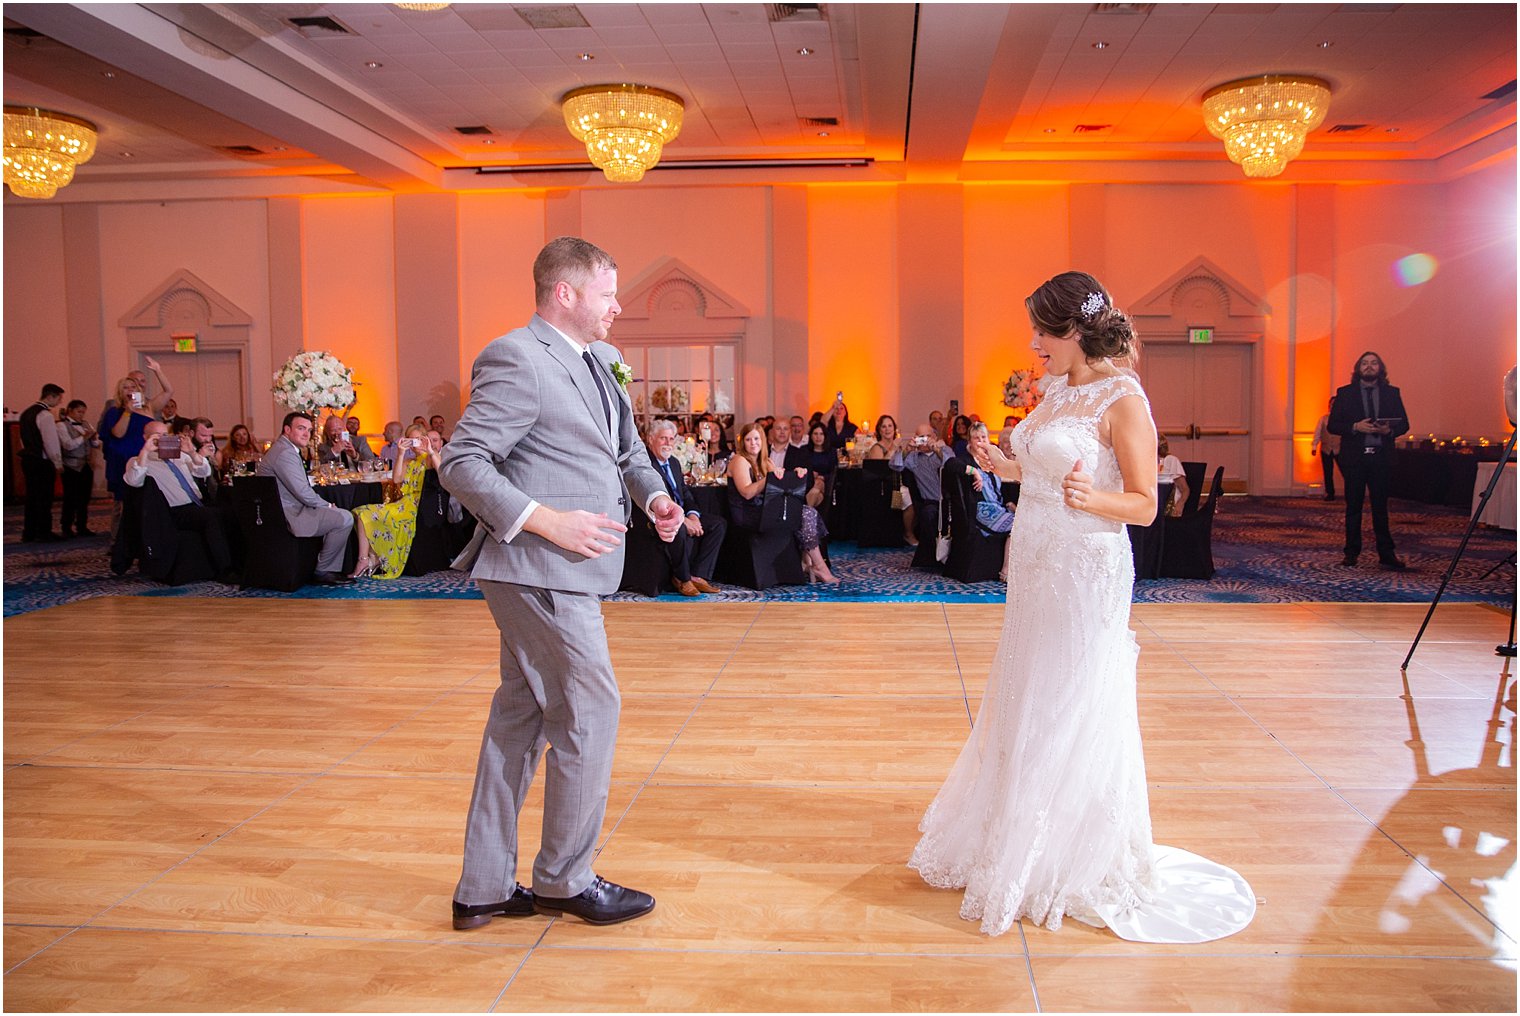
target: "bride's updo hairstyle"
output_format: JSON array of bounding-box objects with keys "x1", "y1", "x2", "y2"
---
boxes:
[{"x1": 1026, "y1": 271, "x2": 1140, "y2": 364}]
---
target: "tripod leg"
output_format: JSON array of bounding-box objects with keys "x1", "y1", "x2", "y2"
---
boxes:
[{"x1": 1403, "y1": 429, "x2": 1518, "y2": 670}]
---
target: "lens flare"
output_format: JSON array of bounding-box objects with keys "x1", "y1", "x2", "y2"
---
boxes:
[{"x1": 1392, "y1": 253, "x2": 1438, "y2": 287}]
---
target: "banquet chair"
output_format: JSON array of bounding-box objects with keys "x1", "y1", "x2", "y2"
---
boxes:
[
  {"x1": 939, "y1": 460, "x2": 1008, "y2": 583},
  {"x1": 402, "y1": 470, "x2": 455, "y2": 576},
  {"x1": 136, "y1": 477, "x2": 217, "y2": 586},
  {"x1": 1161, "y1": 466, "x2": 1225, "y2": 579},
  {"x1": 854, "y1": 459, "x2": 906, "y2": 548},
  {"x1": 715, "y1": 473, "x2": 806, "y2": 590},
  {"x1": 1180, "y1": 460, "x2": 1207, "y2": 516},
  {"x1": 231, "y1": 475, "x2": 323, "y2": 592},
  {"x1": 618, "y1": 508, "x2": 673, "y2": 597}
]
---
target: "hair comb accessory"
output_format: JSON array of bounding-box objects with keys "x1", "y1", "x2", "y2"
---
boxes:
[{"x1": 1080, "y1": 292, "x2": 1105, "y2": 321}]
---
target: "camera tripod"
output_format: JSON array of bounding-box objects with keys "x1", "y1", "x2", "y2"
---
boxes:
[{"x1": 1402, "y1": 428, "x2": 1517, "y2": 669}]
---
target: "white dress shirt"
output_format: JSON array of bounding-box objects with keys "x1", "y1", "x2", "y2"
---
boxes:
[{"x1": 124, "y1": 455, "x2": 212, "y2": 507}]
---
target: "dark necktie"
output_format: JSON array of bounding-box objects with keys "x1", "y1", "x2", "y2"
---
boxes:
[
  {"x1": 657, "y1": 457, "x2": 679, "y2": 499},
  {"x1": 1360, "y1": 385, "x2": 1382, "y2": 447},
  {"x1": 165, "y1": 460, "x2": 203, "y2": 506},
  {"x1": 582, "y1": 350, "x2": 613, "y2": 433}
]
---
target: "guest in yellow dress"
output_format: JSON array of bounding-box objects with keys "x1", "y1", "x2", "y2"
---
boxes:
[{"x1": 350, "y1": 424, "x2": 442, "y2": 579}]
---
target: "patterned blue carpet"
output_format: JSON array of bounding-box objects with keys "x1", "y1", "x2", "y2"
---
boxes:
[{"x1": 2, "y1": 496, "x2": 1513, "y2": 617}]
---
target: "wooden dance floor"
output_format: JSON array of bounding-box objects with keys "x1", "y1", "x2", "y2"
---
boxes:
[{"x1": 5, "y1": 597, "x2": 1515, "y2": 1012}]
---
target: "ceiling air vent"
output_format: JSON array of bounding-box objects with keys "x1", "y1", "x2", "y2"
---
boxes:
[
  {"x1": 1072, "y1": 124, "x2": 1113, "y2": 134},
  {"x1": 286, "y1": 15, "x2": 356, "y2": 38},
  {"x1": 1482, "y1": 79, "x2": 1516, "y2": 100},
  {"x1": 454, "y1": 125, "x2": 496, "y2": 136},
  {"x1": 220, "y1": 145, "x2": 267, "y2": 156},
  {"x1": 769, "y1": 4, "x2": 825, "y2": 22},
  {"x1": 514, "y1": 6, "x2": 589, "y2": 29},
  {"x1": 800, "y1": 116, "x2": 838, "y2": 127},
  {"x1": 1326, "y1": 123, "x2": 1369, "y2": 133}
]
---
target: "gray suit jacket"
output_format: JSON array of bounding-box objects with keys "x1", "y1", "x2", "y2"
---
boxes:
[
  {"x1": 440, "y1": 314, "x2": 666, "y2": 596},
  {"x1": 256, "y1": 435, "x2": 335, "y2": 537}
]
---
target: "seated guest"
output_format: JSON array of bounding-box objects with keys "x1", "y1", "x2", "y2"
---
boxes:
[
  {"x1": 824, "y1": 398, "x2": 858, "y2": 450},
  {"x1": 218, "y1": 423, "x2": 262, "y2": 475},
  {"x1": 769, "y1": 418, "x2": 807, "y2": 471},
  {"x1": 429, "y1": 414, "x2": 448, "y2": 440},
  {"x1": 124, "y1": 421, "x2": 239, "y2": 582},
  {"x1": 929, "y1": 409, "x2": 946, "y2": 442},
  {"x1": 344, "y1": 415, "x2": 378, "y2": 463},
  {"x1": 728, "y1": 422, "x2": 838, "y2": 585},
  {"x1": 788, "y1": 415, "x2": 809, "y2": 455},
  {"x1": 695, "y1": 413, "x2": 731, "y2": 463},
  {"x1": 891, "y1": 423, "x2": 955, "y2": 554},
  {"x1": 998, "y1": 415, "x2": 1018, "y2": 455},
  {"x1": 802, "y1": 420, "x2": 835, "y2": 508},
  {"x1": 966, "y1": 423, "x2": 1015, "y2": 534},
  {"x1": 56, "y1": 399, "x2": 100, "y2": 538},
  {"x1": 378, "y1": 421, "x2": 404, "y2": 466},
  {"x1": 256, "y1": 412, "x2": 354, "y2": 585},
  {"x1": 948, "y1": 414, "x2": 974, "y2": 461},
  {"x1": 643, "y1": 420, "x2": 726, "y2": 596},
  {"x1": 171, "y1": 417, "x2": 218, "y2": 500},
  {"x1": 349, "y1": 423, "x2": 439, "y2": 579},
  {"x1": 411, "y1": 415, "x2": 427, "y2": 429},
  {"x1": 1156, "y1": 435, "x2": 1189, "y2": 517},
  {"x1": 316, "y1": 415, "x2": 358, "y2": 469},
  {"x1": 865, "y1": 414, "x2": 901, "y2": 461}
]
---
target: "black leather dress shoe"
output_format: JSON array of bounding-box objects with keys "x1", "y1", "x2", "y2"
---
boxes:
[
  {"x1": 452, "y1": 884, "x2": 535, "y2": 930},
  {"x1": 1339, "y1": 554, "x2": 1357, "y2": 567},
  {"x1": 311, "y1": 570, "x2": 344, "y2": 586},
  {"x1": 1379, "y1": 557, "x2": 1409, "y2": 571},
  {"x1": 533, "y1": 875, "x2": 655, "y2": 926}
]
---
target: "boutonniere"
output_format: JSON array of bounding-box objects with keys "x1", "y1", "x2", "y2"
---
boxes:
[{"x1": 610, "y1": 361, "x2": 634, "y2": 389}]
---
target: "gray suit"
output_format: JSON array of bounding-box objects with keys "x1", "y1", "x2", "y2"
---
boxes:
[
  {"x1": 255, "y1": 434, "x2": 353, "y2": 572},
  {"x1": 441, "y1": 314, "x2": 666, "y2": 902}
]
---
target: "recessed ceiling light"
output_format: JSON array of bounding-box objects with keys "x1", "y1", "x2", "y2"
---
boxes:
[
  {"x1": 1043, "y1": 128, "x2": 1057, "y2": 133},
  {"x1": 364, "y1": 60, "x2": 383, "y2": 69},
  {"x1": 1385, "y1": 127, "x2": 1400, "y2": 133},
  {"x1": 1318, "y1": 40, "x2": 1334, "y2": 48},
  {"x1": 482, "y1": 138, "x2": 496, "y2": 144},
  {"x1": 816, "y1": 130, "x2": 829, "y2": 137},
  {"x1": 1091, "y1": 41, "x2": 1109, "y2": 50},
  {"x1": 577, "y1": 52, "x2": 594, "y2": 61},
  {"x1": 101, "y1": 71, "x2": 116, "y2": 79},
  {"x1": 120, "y1": 151, "x2": 134, "y2": 158},
  {"x1": 272, "y1": 146, "x2": 288, "y2": 152},
  {"x1": 796, "y1": 46, "x2": 812, "y2": 56}
]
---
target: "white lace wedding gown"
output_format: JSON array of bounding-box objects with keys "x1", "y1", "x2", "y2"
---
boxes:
[{"x1": 909, "y1": 372, "x2": 1255, "y2": 942}]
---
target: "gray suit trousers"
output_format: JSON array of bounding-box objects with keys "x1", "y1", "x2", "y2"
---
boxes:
[
  {"x1": 311, "y1": 509, "x2": 354, "y2": 573},
  {"x1": 456, "y1": 580, "x2": 620, "y2": 903}
]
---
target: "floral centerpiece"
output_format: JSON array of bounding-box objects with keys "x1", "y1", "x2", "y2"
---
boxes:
[
  {"x1": 650, "y1": 384, "x2": 688, "y2": 412},
  {"x1": 272, "y1": 350, "x2": 358, "y2": 413},
  {"x1": 1002, "y1": 367, "x2": 1043, "y2": 410}
]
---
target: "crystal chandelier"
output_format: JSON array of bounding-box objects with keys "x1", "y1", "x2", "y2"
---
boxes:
[
  {"x1": 1201, "y1": 75, "x2": 1331, "y2": 178},
  {"x1": 3, "y1": 106, "x2": 98, "y2": 199},
  {"x1": 562, "y1": 84, "x2": 684, "y2": 183}
]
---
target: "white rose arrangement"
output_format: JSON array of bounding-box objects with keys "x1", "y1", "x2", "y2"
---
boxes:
[{"x1": 272, "y1": 351, "x2": 358, "y2": 413}]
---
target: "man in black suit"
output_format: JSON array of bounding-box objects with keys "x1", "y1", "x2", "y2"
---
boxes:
[
  {"x1": 1329, "y1": 350, "x2": 1410, "y2": 570},
  {"x1": 643, "y1": 419, "x2": 727, "y2": 596},
  {"x1": 19, "y1": 384, "x2": 64, "y2": 542}
]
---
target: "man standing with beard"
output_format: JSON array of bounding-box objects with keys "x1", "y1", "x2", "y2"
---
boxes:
[{"x1": 1329, "y1": 351, "x2": 1409, "y2": 570}]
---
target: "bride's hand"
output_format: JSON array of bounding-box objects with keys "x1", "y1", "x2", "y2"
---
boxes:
[{"x1": 1062, "y1": 459, "x2": 1093, "y2": 511}]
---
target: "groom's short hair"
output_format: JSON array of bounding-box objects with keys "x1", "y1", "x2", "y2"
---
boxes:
[{"x1": 534, "y1": 236, "x2": 617, "y2": 308}]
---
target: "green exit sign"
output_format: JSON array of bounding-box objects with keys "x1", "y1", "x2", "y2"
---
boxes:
[
  {"x1": 1188, "y1": 326, "x2": 1214, "y2": 344},
  {"x1": 173, "y1": 335, "x2": 197, "y2": 353}
]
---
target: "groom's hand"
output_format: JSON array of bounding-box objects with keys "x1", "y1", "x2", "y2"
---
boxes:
[
  {"x1": 526, "y1": 506, "x2": 626, "y2": 558},
  {"x1": 650, "y1": 495, "x2": 683, "y2": 542}
]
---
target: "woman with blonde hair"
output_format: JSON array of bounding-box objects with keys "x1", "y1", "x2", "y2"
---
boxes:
[{"x1": 349, "y1": 423, "x2": 439, "y2": 579}]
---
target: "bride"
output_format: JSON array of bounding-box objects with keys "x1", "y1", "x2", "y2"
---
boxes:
[{"x1": 908, "y1": 271, "x2": 1255, "y2": 943}]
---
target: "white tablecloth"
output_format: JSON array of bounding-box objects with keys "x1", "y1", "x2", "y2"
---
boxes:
[{"x1": 1472, "y1": 461, "x2": 1516, "y2": 529}]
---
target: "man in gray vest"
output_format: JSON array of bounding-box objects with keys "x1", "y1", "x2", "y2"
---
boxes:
[{"x1": 442, "y1": 237, "x2": 682, "y2": 930}]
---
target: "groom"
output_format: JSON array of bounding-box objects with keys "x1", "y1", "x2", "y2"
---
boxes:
[{"x1": 440, "y1": 237, "x2": 683, "y2": 929}]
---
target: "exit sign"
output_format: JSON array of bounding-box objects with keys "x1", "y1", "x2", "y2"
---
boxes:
[
  {"x1": 172, "y1": 332, "x2": 197, "y2": 353},
  {"x1": 1188, "y1": 327, "x2": 1214, "y2": 344}
]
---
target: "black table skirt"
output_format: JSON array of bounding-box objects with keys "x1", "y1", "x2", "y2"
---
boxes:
[{"x1": 1390, "y1": 448, "x2": 1483, "y2": 507}]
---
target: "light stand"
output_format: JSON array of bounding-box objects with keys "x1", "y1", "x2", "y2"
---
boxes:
[{"x1": 1402, "y1": 428, "x2": 1517, "y2": 670}]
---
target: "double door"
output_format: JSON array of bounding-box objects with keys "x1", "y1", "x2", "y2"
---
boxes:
[{"x1": 1140, "y1": 342, "x2": 1253, "y2": 493}]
